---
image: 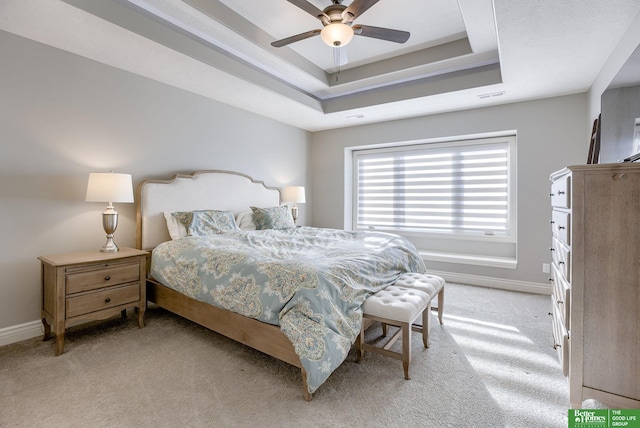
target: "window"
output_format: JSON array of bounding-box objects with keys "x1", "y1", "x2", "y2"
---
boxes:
[{"x1": 352, "y1": 135, "x2": 516, "y2": 244}]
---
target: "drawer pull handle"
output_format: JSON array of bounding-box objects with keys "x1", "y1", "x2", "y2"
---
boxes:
[
  {"x1": 612, "y1": 173, "x2": 627, "y2": 181},
  {"x1": 549, "y1": 220, "x2": 555, "y2": 224},
  {"x1": 558, "y1": 261, "x2": 565, "y2": 265},
  {"x1": 557, "y1": 191, "x2": 565, "y2": 195},
  {"x1": 557, "y1": 225, "x2": 565, "y2": 230},
  {"x1": 553, "y1": 343, "x2": 561, "y2": 350},
  {"x1": 549, "y1": 193, "x2": 554, "y2": 197},
  {"x1": 105, "y1": 297, "x2": 111, "y2": 303},
  {"x1": 104, "y1": 276, "x2": 111, "y2": 281},
  {"x1": 548, "y1": 278, "x2": 554, "y2": 283},
  {"x1": 549, "y1": 247, "x2": 555, "y2": 252}
]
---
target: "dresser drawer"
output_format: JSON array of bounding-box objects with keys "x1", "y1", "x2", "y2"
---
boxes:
[
  {"x1": 551, "y1": 210, "x2": 571, "y2": 245},
  {"x1": 66, "y1": 283, "x2": 140, "y2": 318},
  {"x1": 550, "y1": 174, "x2": 571, "y2": 208},
  {"x1": 66, "y1": 262, "x2": 140, "y2": 294},
  {"x1": 551, "y1": 237, "x2": 571, "y2": 282},
  {"x1": 551, "y1": 263, "x2": 571, "y2": 330},
  {"x1": 551, "y1": 300, "x2": 569, "y2": 377}
]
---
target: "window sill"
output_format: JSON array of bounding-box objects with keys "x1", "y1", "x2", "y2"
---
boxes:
[{"x1": 420, "y1": 251, "x2": 517, "y2": 269}]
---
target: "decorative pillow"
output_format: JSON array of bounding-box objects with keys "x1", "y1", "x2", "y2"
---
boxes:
[
  {"x1": 250, "y1": 205, "x2": 295, "y2": 230},
  {"x1": 235, "y1": 211, "x2": 256, "y2": 230},
  {"x1": 164, "y1": 211, "x2": 189, "y2": 240},
  {"x1": 181, "y1": 210, "x2": 239, "y2": 236}
]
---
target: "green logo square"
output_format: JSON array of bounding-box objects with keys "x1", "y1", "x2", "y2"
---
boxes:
[{"x1": 569, "y1": 409, "x2": 640, "y2": 428}]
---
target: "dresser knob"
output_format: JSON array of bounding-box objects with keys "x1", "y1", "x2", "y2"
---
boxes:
[
  {"x1": 557, "y1": 191, "x2": 565, "y2": 195},
  {"x1": 549, "y1": 220, "x2": 555, "y2": 224},
  {"x1": 104, "y1": 276, "x2": 111, "y2": 281},
  {"x1": 558, "y1": 225, "x2": 565, "y2": 230},
  {"x1": 549, "y1": 193, "x2": 554, "y2": 197},
  {"x1": 105, "y1": 297, "x2": 111, "y2": 303},
  {"x1": 549, "y1": 247, "x2": 555, "y2": 252}
]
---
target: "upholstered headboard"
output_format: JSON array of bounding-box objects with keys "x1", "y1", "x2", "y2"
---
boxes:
[{"x1": 136, "y1": 170, "x2": 281, "y2": 250}]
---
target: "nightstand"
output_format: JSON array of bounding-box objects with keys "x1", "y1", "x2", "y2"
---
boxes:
[{"x1": 38, "y1": 247, "x2": 148, "y2": 356}]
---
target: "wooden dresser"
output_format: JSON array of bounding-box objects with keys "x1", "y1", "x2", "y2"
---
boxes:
[
  {"x1": 39, "y1": 247, "x2": 148, "y2": 356},
  {"x1": 549, "y1": 163, "x2": 640, "y2": 409}
]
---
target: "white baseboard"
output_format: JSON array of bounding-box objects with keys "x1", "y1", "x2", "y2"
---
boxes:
[
  {"x1": 427, "y1": 270, "x2": 551, "y2": 295},
  {"x1": 0, "y1": 320, "x2": 42, "y2": 347},
  {"x1": 0, "y1": 273, "x2": 548, "y2": 348}
]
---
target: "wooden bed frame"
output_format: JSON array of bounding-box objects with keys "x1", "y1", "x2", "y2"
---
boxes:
[{"x1": 136, "y1": 170, "x2": 311, "y2": 401}]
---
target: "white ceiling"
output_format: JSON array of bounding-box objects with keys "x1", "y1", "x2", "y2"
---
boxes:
[{"x1": 1, "y1": 0, "x2": 640, "y2": 131}]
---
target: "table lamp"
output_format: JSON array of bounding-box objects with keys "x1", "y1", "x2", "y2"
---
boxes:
[
  {"x1": 85, "y1": 172, "x2": 134, "y2": 252},
  {"x1": 283, "y1": 186, "x2": 306, "y2": 224}
]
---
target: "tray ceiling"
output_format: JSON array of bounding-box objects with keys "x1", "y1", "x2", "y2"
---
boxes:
[{"x1": 1, "y1": 0, "x2": 640, "y2": 131}]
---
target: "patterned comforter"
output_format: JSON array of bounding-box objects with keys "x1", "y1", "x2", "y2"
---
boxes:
[{"x1": 150, "y1": 226, "x2": 426, "y2": 394}]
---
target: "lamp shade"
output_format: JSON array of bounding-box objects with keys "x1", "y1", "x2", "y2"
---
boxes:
[
  {"x1": 320, "y1": 23, "x2": 354, "y2": 47},
  {"x1": 85, "y1": 172, "x2": 134, "y2": 203},
  {"x1": 283, "y1": 186, "x2": 306, "y2": 204}
]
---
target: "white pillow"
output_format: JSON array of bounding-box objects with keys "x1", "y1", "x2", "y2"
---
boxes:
[
  {"x1": 164, "y1": 211, "x2": 188, "y2": 240},
  {"x1": 235, "y1": 211, "x2": 256, "y2": 230}
]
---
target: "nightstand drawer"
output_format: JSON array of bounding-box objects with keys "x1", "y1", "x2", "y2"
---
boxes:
[
  {"x1": 67, "y1": 262, "x2": 140, "y2": 294},
  {"x1": 66, "y1": 283, "x2": 140, "y2": 318}
]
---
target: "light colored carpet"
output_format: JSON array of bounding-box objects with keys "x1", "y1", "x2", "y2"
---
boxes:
[{"x1": 0, "y1": 283, "x2": 577, "y2": 427}]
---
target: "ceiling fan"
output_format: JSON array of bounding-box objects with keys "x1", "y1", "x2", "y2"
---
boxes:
[{"x1": 271, "y1": 0, "x2": 410, "y2": 52}]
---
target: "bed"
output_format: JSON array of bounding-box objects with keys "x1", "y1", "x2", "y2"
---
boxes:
[{"x1": 136, "y1": 170, "x2": 426, "y2": 400}]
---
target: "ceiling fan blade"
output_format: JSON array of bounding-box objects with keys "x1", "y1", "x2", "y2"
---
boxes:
[
  {"x1": 271, "y1": 29, "x2": 321, "y2": 47},
  {"x1": 333, "y1": 46, "x2": 349, "y2": 66},
  {"x1": 342, "y1": 0, "x2": 380, "y2": 22},
  {"x1": 286, "y1": 0, "x2": 326, "y2": 19},
  {"x1": 352, "y1": 25, "x2": 410, "y2": 43}
]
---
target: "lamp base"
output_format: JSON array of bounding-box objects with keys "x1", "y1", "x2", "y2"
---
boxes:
[
  {"x1": 100, "y1": 235, "x2": 119, "y2": 253},
  {"x1": 100, "y1": 209, "x2": 119, "y2": 252}
]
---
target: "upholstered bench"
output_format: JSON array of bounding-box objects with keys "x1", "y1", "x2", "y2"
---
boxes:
[
  {"x1": 356, "y1": 285, "x2": 430, "y2": 380},
  {"x1": 394, "y1": 272, "x2": 445, "y2": 344},
  {"x1": 357, "y1": 273, "x2": 445, "y2": 379}
]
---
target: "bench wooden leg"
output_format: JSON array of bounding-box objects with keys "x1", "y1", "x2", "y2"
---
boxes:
[
  {"x1": 438, "y1": 288, "x2": 444, "y2": 325},
  {"x1": 422, "y1": 307, "x2": 430, "y2": 348},
  {"x1": 402, "y1": 321, "x2": 411, "y2": 380}
]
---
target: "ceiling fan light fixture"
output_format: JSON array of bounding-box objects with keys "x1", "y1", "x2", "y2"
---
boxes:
[{"x1": 320, "y1": 23, "x2": 354, "y2": 47}]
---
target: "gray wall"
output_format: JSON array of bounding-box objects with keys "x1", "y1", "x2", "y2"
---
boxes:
[
  {"x1": 0, "y1": 31, "x2": 310, "y2": 329},
  {"x1": 310, "y1": 94, "x2": 588, "y2": 286}
]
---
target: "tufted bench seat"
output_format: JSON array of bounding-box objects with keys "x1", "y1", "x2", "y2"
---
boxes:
[
  {"x1": 356, "y1": 285, "x2": 430, "y2": 380},
  {"x1": 357, "y1": 273, "x2": 445, "y2": 379},
  {"x1": 394, "y1": 272, "x2": 445, "y2": 340}
]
